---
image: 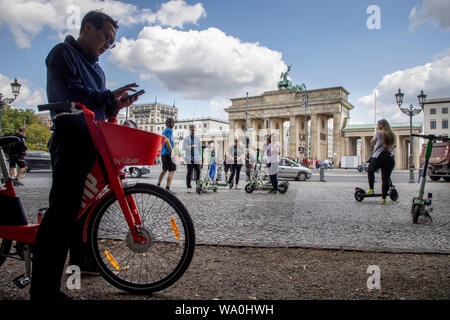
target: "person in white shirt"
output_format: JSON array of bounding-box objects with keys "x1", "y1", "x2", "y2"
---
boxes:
[
  {"x1": 183, "y1": 125, "x2": 201, "y2": 192},
  {"x1": 264, "y1": 133, "x2": 280, "y2": 193}
]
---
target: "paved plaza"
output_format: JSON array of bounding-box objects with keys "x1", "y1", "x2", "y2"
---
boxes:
[{"x1": 16, "y1": 169, "x2": 450, "y2": 254}]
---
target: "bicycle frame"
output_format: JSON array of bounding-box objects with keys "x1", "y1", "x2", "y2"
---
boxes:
[{"x1": 0, "y1": 102, "x2": 163, "y2": 246}]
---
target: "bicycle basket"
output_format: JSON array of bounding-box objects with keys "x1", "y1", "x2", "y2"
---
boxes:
[{"x1": 97, "y1": 121, "x2": 165, "y2": 169}]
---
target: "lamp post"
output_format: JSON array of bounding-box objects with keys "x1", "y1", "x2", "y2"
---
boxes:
[
  {"x1": 0, "y1": 78, "x2": 22, "y2": 135},
  {"x1": 302, "y1": 92, "x2": 309, "y2": 159},
  {"x1": 395, "y1": 88, "x2": 426, "y2": 183}
]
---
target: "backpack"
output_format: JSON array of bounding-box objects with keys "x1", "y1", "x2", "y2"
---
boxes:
[{"x1": 2, "y1": 133, "x2": 26, "y2": 155}]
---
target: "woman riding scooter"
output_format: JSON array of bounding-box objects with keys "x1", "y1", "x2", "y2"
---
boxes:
[{"x1": 366, "y1": 119, "x2": 396, "y2": 204}]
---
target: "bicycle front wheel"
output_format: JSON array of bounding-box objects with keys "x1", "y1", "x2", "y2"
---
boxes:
[{"x1": 89, "y1": 183, "x2": 195, "y2": 294}]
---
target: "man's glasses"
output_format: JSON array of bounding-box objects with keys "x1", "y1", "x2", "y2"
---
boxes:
[{"x1": 99, "y1": 29, "x2": 116, "y2": 50}]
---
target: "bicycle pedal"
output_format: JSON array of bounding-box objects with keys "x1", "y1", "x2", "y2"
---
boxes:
[{"x1": 13, "y1": 274, "x2": 31, "y2": 289}]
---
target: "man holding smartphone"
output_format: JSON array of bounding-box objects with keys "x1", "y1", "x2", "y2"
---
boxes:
[{"x1": 30, "y1": 10, "x2": 140, "y2": 301}]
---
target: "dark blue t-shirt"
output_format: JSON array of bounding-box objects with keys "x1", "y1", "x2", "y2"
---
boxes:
[{"x1": 161, "y1": 127, "x2": 173, "y2": 156}]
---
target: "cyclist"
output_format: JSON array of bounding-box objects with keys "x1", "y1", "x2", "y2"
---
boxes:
[
  {"x1": 30, "y1": 10, "x2": 139, "y2": 301},
  {"x1": 366, "y1": 119, "x2": 396, "y2": 204},
  {"x1": 6, "y1": 127, "x2": 27, "y2": 186}
]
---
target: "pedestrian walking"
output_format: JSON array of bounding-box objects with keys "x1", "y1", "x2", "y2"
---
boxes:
[
  {"x1": 183, "y1": 125, "x2": 201, "y2": 193},
  {"x1": 5, "y1": 127, "x2": 27, "y2": 186},
  {"x1": 157, "y1": 118, "x2": 177, "y2": 194}
]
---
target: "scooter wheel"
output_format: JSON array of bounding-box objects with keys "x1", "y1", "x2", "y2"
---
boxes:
[
  {"x1": 277, "y1": 182, "x2": 288, "y2": 194},
  {"x1": 412, "y1": 204, "x2": 421, "y2": 224},
  {"x1": 245, "y1": 184, "x2": 254, "y2": 193},
  {"x1": 389, "y1": 188, "x2": 399, "y2": 201},
  {"x1": 196, "y1": 186, "x2": 202, "y2": 194},
  {"x1": 354, "y1": 189, "x2": 365, "y2": 202}
]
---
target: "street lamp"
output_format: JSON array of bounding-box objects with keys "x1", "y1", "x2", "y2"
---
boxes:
[
  {"x1": 395, "y1": 88, "x2": 426, "y2": 183},
  {"x1": 0, "y1": 78, "x2": 22, "y2": 135},
  {"x1": 302, "y1": 92, "x2": 309, "y2": 158}
]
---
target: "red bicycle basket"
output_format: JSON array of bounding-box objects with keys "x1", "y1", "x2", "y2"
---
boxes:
[{"x1": 97, "y1": 121, "x2": 165, "y2": 168}]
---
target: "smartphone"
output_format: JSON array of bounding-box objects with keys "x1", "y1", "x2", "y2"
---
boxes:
[{"x1": 120, "y1": 89, "x2": 145, "y2": 103}]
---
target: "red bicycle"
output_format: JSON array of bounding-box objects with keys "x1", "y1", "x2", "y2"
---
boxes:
[{"x1": 0, "y1": 101, "x2": 195, "y2": 294}]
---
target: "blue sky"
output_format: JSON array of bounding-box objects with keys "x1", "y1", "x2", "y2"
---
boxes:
[{"x1": 0, "y1": 0, "x2": 449, "y2": 124}]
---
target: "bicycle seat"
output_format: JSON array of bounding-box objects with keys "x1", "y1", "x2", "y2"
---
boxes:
[{"x1": 0, "y1": 136, "x2": 19, "y2": 148}]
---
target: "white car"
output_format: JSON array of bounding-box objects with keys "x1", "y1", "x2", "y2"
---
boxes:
[
  {"x1": 261, "y1": 157, "x2": 312, "y2": 181},
  {"x1": 126, "y1": 166, "x2": 151, "y2": 178}
]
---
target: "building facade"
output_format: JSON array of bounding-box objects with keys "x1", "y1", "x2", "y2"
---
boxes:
[
  {"x1": 122, "y1": 103, "x2": 178, "y2": 131},
  {"x1": 423, "y1": 97, "x2": 450, "y2": 137},
  {"x1": 342, "y1": 122, "x2": 422, "y2": 170}
]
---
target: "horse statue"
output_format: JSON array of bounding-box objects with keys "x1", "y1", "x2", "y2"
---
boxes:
[{"x1": 277, "y1": 65, "x2": 306, "y2": 92}]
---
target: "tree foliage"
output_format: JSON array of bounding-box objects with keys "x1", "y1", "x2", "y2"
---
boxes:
[{"x1": 1, "y1": 105, "x2": 52, "y2": 151}]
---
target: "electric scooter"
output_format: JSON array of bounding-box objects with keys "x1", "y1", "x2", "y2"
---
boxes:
[
  {"x1": 196, "y1": 159, "x2": 233, "y2": 194},
  {"x1": 354, "y1": 178, "x2": 399, "y2": 202},
  {"x1": 410, "y1": 134, "x2": 449, "y2": 223},
  {"x1": 245, "y1": 163, "x2": 289, "y2": 194}
]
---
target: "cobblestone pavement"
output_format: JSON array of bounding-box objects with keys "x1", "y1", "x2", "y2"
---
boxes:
[{"x1": 15, "y1": 171, "x2": 450, "y2": 254}]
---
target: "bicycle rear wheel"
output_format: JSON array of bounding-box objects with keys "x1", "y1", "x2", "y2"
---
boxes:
[
  {"x1": 0, "y1": 239, "x2": 12, "y2": 267},
  {"x1": 89, "y1": 183, "x2": 195, "y2": 294}
]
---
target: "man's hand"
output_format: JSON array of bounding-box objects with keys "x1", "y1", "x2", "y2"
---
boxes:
[{"x1": 113, "y1": 83, "x2": 139, "y2": 108}]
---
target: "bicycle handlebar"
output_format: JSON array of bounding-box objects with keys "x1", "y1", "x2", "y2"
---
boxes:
[
  {"x1": 37, "y1": 101, "x2": 73, "y2": 113},
  {"x1": 412, "y1": 133, "x2": 449, "y2": 142}
]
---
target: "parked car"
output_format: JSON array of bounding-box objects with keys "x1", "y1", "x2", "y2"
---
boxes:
[
  {"x1": 420, "y1": 141, "x2": 450, "y2": 182},
  {"x1": 126, "y1": 166, "x2": 151, "y2": 178},
  {"x1": 261, "y1": 157, "x2": 311, "y2": 181},
  {"x1": 25, "y1": 150, "x2": 52, "y2": 171}
]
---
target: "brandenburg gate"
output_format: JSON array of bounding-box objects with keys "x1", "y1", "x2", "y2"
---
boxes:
[
  {"x1": 224, "y1": 68, "x2": 354, "y2": 164},
  {"x1": 224, "y1": 67, "x2": 421, "y2": 169}
]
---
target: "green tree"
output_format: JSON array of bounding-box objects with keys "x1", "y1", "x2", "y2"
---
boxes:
[
  {"x1": 25, "y1": 123, "x2": 52, "y2": 151},
  {"x1": 1, "y1": 105, "x2": 52, "y2": 151}
]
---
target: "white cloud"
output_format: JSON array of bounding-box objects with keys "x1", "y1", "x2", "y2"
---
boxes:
[
  {"x1": 109, "y1": 26, "x2": 286, "y2": 101},
  {"x1": 409, "y1": 0, "x2": 450, "y2": 31},
  {"x1": 0, "y1": 74, "x2": 46, "y2": 110},
  {"x1": 210, "y1": 99, "x2": 229, "y2": 120},
  {"x1": 155, "y1": 0, "x2": 206, "y2": 28},
  {"x1": 354, "y1": 51, "x2": 450, "y2": 124},
  {"x1": 0, "y1": 0, "x2": 206, "y2": 48}
]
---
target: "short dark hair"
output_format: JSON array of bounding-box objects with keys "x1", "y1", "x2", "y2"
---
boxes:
[
  {"x1": 18, "y1": 127, "x2": 25, "y2": 133},
  {"x1": 80, "y1": 10, "x2": 119, "y2": 35}
]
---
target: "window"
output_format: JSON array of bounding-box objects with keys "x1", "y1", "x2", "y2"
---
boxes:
[
  {"x1": 220, "y1": 126, "x2": 222, "y2": 131},
  {"x1": 430, "y1": 108, "x2": 436, "y2": 115},
  {"x1": 430, "y1": 120, "x2": 436, "y2": 130},
  {"x1": 184, "y1": 125, "x2": 187, "y2": 129},
  {"x1": 443, "y1": 119, "x2": 449, "y2": 129},
  {"x1": 442, "y1": 107, "x2": 448, "y2": 114},
  {"x1": 204, "y1": 123, "x2": 207, "y2": 128}
]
